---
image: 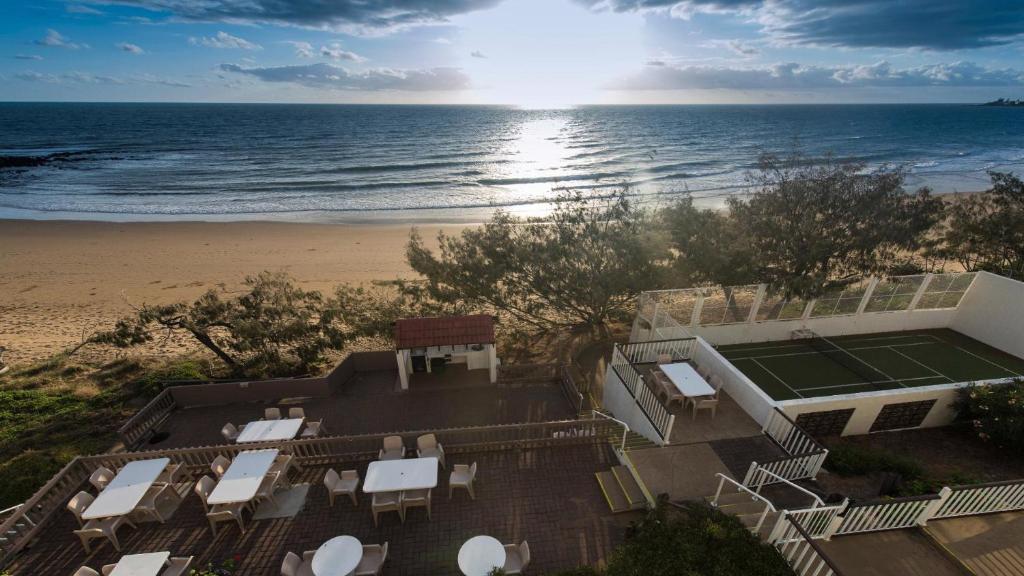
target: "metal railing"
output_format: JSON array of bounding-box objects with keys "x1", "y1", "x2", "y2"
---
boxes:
[
  {"x1": 0, "y1": 416, "x2": 619, "y2": 568},
  {"x1": 118, "y1": 388, "x2": 177, "y2": 449},
  {"x1": 711, "y1": 473, "x2": 778, "y2": 534},
  {"x1": 589, "y1": 410, "x2": 630, "y2": 454},
  {"x1": 774, "y1": 516, "x2": 845, "y2": 576},
  {"x1": 748, "y1": 409, "x2": 828, "y2": 486},
  {"x1": 746, "y1": 465, "x2": 825, "y2": 508},
  {"x1": 610, "y1": 345, "x2": 675, "y2": 442},
  {"x1": 560, "y1": 364, "x2": 586, "y2": 417},
  {"x1": 620, "y1": 338, "x2": 696, "y2": 364},
  {"x1": 768, "y1": 503, "x2": 847, "y2": 543}
]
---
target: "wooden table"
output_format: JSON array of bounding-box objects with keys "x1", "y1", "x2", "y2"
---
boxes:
[
  {"x1": 458, "y1": 536, "x2": 506, "y2": 576},
  {"x1": 235, "y1": 418, "x2": 304, "y2": 443},
  {"x1": 83, "y1": 458, "x2": 170, "y2": 520},
  {"x1": 108, "y1": 552, "x2": 171, "y2": 576},
  {"x1": 207, "y1": 449, "x2": 279, "y2": 505},
  {"x1": 311, "y1": 535, "x2": 363, "y2": 576},
  {"x1": 660, "y1": 362, "x2": 715, "y2": 397},
  {"x1": 363, "y1": 457, "x2": 438, "y2": 493}
]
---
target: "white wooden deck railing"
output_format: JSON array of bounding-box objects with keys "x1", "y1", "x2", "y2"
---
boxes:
[
  {"x1": 711, "y1": 473, "x2": 778, "y2": 534},
  {"x1": 768, "y1": 504, "x2": 847, "y2": 543},
  {"x1": 933, "y1": 479, "x2": 1024, "y2": 519},
  {"x1": 746, "y1": 409, "x2": 828, "y2": 486},
  {"x1": 774, "y1": 517, "x2": 845, "y2": 576},
  {"x1": 610, "y1": 344, "x2": 675, "y2": 442},
  {"x1": 620, "y1": 338, "x2": 696, "y2": 364},
  {"x1": 833, "y1": 494, "x2": 942, "y2": 535}
]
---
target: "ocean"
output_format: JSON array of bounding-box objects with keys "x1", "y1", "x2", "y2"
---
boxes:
[{"x1": 1, "y1": 103, "x2": 1022, "y2": 222}]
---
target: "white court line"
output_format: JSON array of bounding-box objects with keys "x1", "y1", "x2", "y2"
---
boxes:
[
  {"x1": 935, "y1": 337, "x2": 1024, "y2": 377},
  {"x1": 750, "y1": 357, "x2": 804, "y2": 399},
  {"x1": 887, "y1": 346, "x2": 955, "y2": 387},
  {"x1": 797, "y1": 374, "x2": 950, "y2": 392},
  {"x1": 731, "y1": 340, "x2": 935, "y2": 361}
]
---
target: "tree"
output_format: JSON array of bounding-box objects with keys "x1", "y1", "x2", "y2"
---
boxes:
[
  {"x1": 94, "y1": 272, "x2": 348, "y2": 377},
  {"x1": 940, "y1": 172, "x2": 1024, "y2": 280},
  {"x1": 666, "y1": 154, "x2": 945, "y2": 299},
  {"x1": 406, "y1": 191, "x2": 667, "y2": 334}
]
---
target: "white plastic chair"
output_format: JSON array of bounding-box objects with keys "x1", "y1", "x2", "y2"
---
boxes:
[
  {"x1": 264, "y1": 407, "x2": 282, "y2": 420},
  {"x1": 280, "y1": 551, "x2": 315, "y2": 576},
  {"x1": 67, "y1": 491, "x2": 94, "y2": 528},
  {"x1": 101, "y1": 565, "x2": 116, "y2": 576},
  {"x1": 692, "y1": 388, "x2": 721, "y2": 420},
  {"x1": 300, "y1": 420, "x2": 325, "y2": 438},
  {"x1": 449, "y1": 462, "x2": 478, "y2": 500},
  {"x1": 210, "y1": 455, "x2": 231, "y2": 478},
  {"x1": 206, "y1": 505, "x2": 246, "y2": 536},
  {"x1": 324, "y1": 468, "x2": 359, "y2": 506},
  {"x1": 160, "y1": 557, "x2": 195, "y2": 576},
  {"x1": 416, "y1": 434, "x2": 446, "y2": 468},
  {"x1": 379, "y1": 436, "x2": 405, "y2": 460},
  {"x1": 502, "y1": 540, "x2": 531, "y2": 575},
  {"x1": 155, "y1": 462, "x2": 187, "y2": 486},
  {"x1": 89, "y1": 466, "x2": 115, "y2": 492},
  {"x1": 401, "y1": 488, "x2": 431, "y2": 520},
  {"x1": 133, "y1": 483, "x2": 176, "y2": 523},
  {"x1": 372, "y1": 492, "x2": 404, "y2": 526},
  {"x1": 221, "y1": 423, "x2": 242, "y2": 442},
  {"x1": 74, "y1": 515, "x2": 136, "y2": 553},
  {"x1": 73, "y1": 568, "x2": 99, "y2": 576},
  {"x1": 194, "y1": 475, "x2": 216, "y2": 513},
  {"x1": 288, "y1": 407, "x2": 305, "y2": 419},
  {"x1": 354, "y1": 542, "x2": 389, "y2": 576},
  {"x1": 254, "y1": 471, "x2": 282, "y2": 507}
]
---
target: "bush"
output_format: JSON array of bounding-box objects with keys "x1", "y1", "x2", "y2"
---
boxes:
[
  {"x1": 957, "y1": 380, "x2": 1024, "y2": 457},
  {"x1": 0, "y1": 451, "x2": 68, "y2": 508},
  {"x1": 825, "y1": 443, "x2": 925, "y2": 479}
]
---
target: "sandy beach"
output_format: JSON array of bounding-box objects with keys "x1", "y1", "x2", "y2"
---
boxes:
[{"x1": 0, "y1": 219, "x2": 469, "y2": 365}]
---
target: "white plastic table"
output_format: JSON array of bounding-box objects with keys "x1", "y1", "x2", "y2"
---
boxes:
[
  {"x1": 236, "y1": 418, "x2": 304, "y2": 443},
  {"x1": 108, "y1": 552, "x2": 171, "y2": 576},
  {"x1": 660, "y1": 363, "x2": 715, "y2": 397},
  {"x1": 458, "y1": 536, "x2": 506, "y2": 576},
  {"x1": 207, "y1": 449, "x2": 279, "y2": 505},
  {"x1": 311, "y1": 535, "x2": 363, "y2": 576},
  {"x1": 83, "y1": 458, "x2": 170, "y2": 520},
  {"x1": 363, "y1": 457, "x2": 438, "y2": 493}
]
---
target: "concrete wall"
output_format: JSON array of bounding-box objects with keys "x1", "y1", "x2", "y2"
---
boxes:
[
  {"x1": 691, "y1": 308, "x2": 956, "y2": 346},
  {"x1": 951, "y1": 271, "x2": 1024, "y2": 359},
  {"x1": 691, "y1": 337, "x2": 777, "y2": 426},
  {"x1": 602, "y1": 365, "x2": 666, "y2": 446}
]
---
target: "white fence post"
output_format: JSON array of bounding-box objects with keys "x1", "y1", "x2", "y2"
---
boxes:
[
  {"x1": 918, "y1": 487, "x2": 952, "y2": 525},
  {"x1": 748, "y1": 284, "x2": 767, "y2": 323},
  {"x1": 690, "y1": 294, "x2": 705, "y2": 328},
  {"x1": 908, "y1": 273, "x2": 934, "y2": 311},
  {"x1": 856, "y1": 276, "x2": 880, "y2": 315}
]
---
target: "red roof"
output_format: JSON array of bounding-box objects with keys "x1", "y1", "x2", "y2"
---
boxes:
[{"x1": 394, "y1": 315, "x2": 495, "y2": 349}]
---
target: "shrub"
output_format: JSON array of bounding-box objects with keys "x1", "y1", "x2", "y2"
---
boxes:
[
  {"x1": 956, "y1": 380, "x2": 1024, "y2": 457},
  {"x1": 825, "y1": 443, "x2": 925, "y2": 479}
]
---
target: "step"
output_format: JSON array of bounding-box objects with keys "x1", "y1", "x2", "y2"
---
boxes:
[
  {"x1": 717, "y1": 498, "x2": 773, "y2": 517},
  {"x1": 738, "y1": 510, "x2": 781, "y2": 536},
  {"x1": 595, "y1": 470, "x2": 644, "y2": 514},
  {"x1": 611, "y1": 466, "x2": 646, "y2": 507},
  {"x1": 707, "y1": 490, "x2": 758, "y2": 507}
]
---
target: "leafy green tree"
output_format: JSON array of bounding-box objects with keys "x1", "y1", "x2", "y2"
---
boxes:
[
  {"x1": 940, "y1": 172, "x2": 1024, "y2": 280},
  {"x1": 93, "y1": 272, "x2": 347, "y2": 377},
  {"x1": 666, "y1": 154, "x2": 945, "y2": 299},
  {"x1": 406, "y1": 191, "x2": 667, "y2": 333}
]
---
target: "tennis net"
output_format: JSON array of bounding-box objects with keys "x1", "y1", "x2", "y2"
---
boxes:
[{"x1": 804, "y1": 331, "x2": 892, "y2": 384}]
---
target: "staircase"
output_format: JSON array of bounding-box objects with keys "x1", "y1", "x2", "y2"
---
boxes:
[
  {"x1": 596, "y1": 465, "x2": 647, "y2": 514},
  {"x1": 0, "y1": 504, "x2": 37, "y2": 554},
  {"x1": 705, "y1": 489, "x2": 781, "y2": 540},
  {"x1": 617, "y1": 430, "x2": 657, "y2": 451}
]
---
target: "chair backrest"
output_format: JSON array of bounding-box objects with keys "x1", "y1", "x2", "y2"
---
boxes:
[
  {"x1": 211, "y1": 455, "x2": 231, "y2": 477},
  {"x1": 341, "y1": 469, "x2": 359, "y2": 481},
  {"x1": 265, "y1": 407, "x2": 281, "y2": 420},
  {"x1": 288, "y1": 407, "x2": 305, "y2": 419},
  {"x1": 221, "y1": 423, "x2": 238, "y2": 439},
  {"x1": 519, "y1": 541, "x2": 531, "y2": 567},
  {"x1": 89, "y1": 467, "x2": 114, "y2": 490},
  {"x1": 380, "y1": 541, "x2": 389, "y2": 563},
  {"x1": 67, "y1": 491, "x2": 94, "y2": 520},
  {"x1": 383, "y1": 435, "x2": 403, "y2": 452},
  {"x1": 74, "y1": 567, "x2": 100, "y2": 576},
  {"x1": 324, "y1": 468, "x2": 340, "y2": 488},
  {"x1": 280, "y1": 552, "x2": 301, "y2": 576},
  {"x1": 657, "y1": 353, "x2": 673, "y2": 365},
  {"x1": 195, "y1": 475, "x2": 215, "y2": 506},
  {"x1": 469, "y1": 462, "x2": 478, "y2": 480},
  {"x1": 417, "y1": 433, "x2": 437, "y2": 451}
]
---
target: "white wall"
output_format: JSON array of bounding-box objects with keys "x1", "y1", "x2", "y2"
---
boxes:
[
  {"x1": 602, "y1": 365, "x2": 666, "y2": 446},
  {"x1": 691, "y1": 308, "x2": 956, "y2": 346},
  {"x1": 691, "y1": 337, "x2": 777, "y2": 426},
  {"x1": 952, "y1": 271, "x2": 1024, "y2": 359}
]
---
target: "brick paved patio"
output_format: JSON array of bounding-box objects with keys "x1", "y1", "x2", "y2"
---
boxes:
[
  {"x1": 150, "y1": 368, "x2": 576, "y2": 450},
  {"x1": 8, "y1": 443, "x2": 630, "y2": 576}
]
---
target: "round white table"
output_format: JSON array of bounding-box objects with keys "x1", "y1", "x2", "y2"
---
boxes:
[
  {"x1": 312, "y1": 535, "x2": 363, "y2": 576},
  {"x1": 458, "y1": 535, "x2": 506, "y2": 576}
]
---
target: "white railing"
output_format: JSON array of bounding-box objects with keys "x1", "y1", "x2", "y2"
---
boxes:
[
  {"x1": 711, "y1": 473, "x2": 778, "y2": 534},
  {"x1": 933, "y1": 480, "x2": 1024, "y2": 519},
  {"x1": 747, "y1": 466, "x2": 825, "y2": 508},
  {"x1": 590, "y1": 410, "x2": 630, "y2": 454},
  {"x1": 609, "y1": 344, "x2": 675, "y2": 443},
  {"x1": 620, "y1": 338, "x2": 696, "y2": 364},
  {"x1": 774, "y1": 517, "x2": 844, "y2": 576},
  {"x1": 764, "y1": 408, "x2": 824, "y2": 457},
  {"x1": 744, "y1": 409, "x2": 828, "y2": 486},
  {"x1": 769, "y1": 503, "x2": 847, "y2": 543},
  {"x1": 833, "y1": 494, "x2": 941, "y2": 535}
]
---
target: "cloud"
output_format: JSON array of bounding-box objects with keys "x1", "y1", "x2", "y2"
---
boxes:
[
  {"x1": 66, "y1": 3, "x2": 103, "y2": 14},
  {"x1": 321, "y1": 43, "x2": 365, "y2": 61},
  {"x1": 285, "y1": 41, "x2": 315, "y2": 58},
  {"x1": 434, "y1": 37, "x2": 454, "y2": 45},
  {"x1": 578, "y1": 0, "x2": 1024, "y2": 50},
  {"x1": 117, "y1": 42, "x2": 144, "y2": 54},
  {"x1": 189, "y1": 31, "x2": 261, "y2": 50},
  {"x1": 613, "y1": 60, "x2": 1024, "y2": 90},
  {"x1": 15, "y1": 54, "x2": 44, "y2": 60},
  {"x1": 78, "y1": 0, "x2": 503, "y2": 34},
  {"x1": 14, "y1": 70, "x2": 192, "y2": 87},
  {"x1": 34, "y1": 29, "x2": 88, "y2": 49},
  {"x1": 470, "y1": 50, "x2": 487, "y2": 58},
  {"x1": 220, "y1": 62, "x2": 471, "y2": 91},
  {"x1": 724, "y1": 40, "x2": 758, "y2": 57}
]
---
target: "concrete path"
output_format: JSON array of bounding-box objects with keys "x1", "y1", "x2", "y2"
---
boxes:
[
  {"x1": 820, "y1": 529, "x2": 967, "y2": 576},
  {"x1": 927, "y1": 512, "x2": 1024, "y2": 576},
  {"x1": 628, "y1": 442, "x2": 733, "y2": 501}
]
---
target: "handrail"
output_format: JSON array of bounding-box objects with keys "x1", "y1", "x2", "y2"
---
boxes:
[
  {"x1": 712, "y1": 473, "x2": 777, "y2": 533},
  {"x1": 748, "y1": 465, "x2": 825, "y2": 508},
  {"x1": 590, "y1": 409, "x2": 630, "y2": 453},
  {"x1": 846, "y1": 493, "x2": 942, "y2": 507},
  {"x1": 625, "y1": 336, "x2": 699, "y2": 345},
  {"x1": 780, "y1": 516, "x2": 846, "y2": 576},
  {"x1": 767, "y1": 407, "x2": 827, "y2": 455}
]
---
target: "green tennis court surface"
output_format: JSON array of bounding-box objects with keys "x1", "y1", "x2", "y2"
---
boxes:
[{"x1": 717, "y1": 329, "x2": 1024, "y2": 401}]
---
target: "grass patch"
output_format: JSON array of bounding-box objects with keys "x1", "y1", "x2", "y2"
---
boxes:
[{"x1": 825, "y1": 443, "x2": 978, "y2": 497}]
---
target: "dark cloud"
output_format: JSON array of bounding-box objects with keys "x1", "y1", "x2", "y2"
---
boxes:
[
  {"x1": 579, "y1": 0, "x2": 1024, "y2": 50},
  {"x1": 470, "y1": 50, "x2": 486, "y2": 58},
  {"x1": 613, "y1": 60, "x2": 1024, "y2": 90},
  {"x1": 88, "y1": 0, "x2": 503, "y2": 33},
  {"x1": 220, "y1": 62, "x2": 471, "y2": 90}
]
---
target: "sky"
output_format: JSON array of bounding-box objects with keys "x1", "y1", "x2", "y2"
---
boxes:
[{"x1": 2, "y1": 0, "x2": 1024, "y2": 105}]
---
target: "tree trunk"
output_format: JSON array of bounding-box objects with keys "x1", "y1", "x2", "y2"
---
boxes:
[{"x1": 184, "y1": 327, "x2": 241, "y2": 373}]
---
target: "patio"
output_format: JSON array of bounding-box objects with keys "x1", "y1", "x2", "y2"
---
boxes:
[
  {"x1": 7, "y1": 443, "x2": 629, "y2": 576},
  {"x1": 149, "y1": 366, "x2": 576, "y2": 450}
]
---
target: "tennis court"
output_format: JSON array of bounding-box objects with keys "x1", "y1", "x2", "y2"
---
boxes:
[{"x1": 717, "y1": 329, "x2": 1024, "y2": 401}]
